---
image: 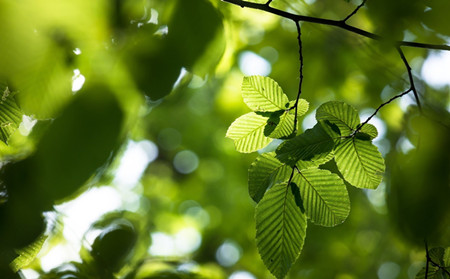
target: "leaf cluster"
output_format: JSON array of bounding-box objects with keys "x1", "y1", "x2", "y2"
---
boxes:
[{"x1": 227, "y1": 76, "x2": 385, "y2": 278}]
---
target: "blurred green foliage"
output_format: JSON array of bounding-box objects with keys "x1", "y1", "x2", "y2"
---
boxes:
[{"x1": 0, "y1": 0, "x2": 448, "y2": 278}]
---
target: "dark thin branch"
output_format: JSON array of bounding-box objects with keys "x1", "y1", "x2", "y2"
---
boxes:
[
  {"x1": 425, "y1": 240, "x2": 430, "y2": 279},
  {"x1": 292, "y1": 20, "x2": 304, "y2": 135},
  {"x1": 343, "y1": 0, "x2": 367, "y2": 22},
  {"x1": 354, "y1": 89, "x2": 412, "y2": 134},
  {"x1": 266, "y1": 0, "x2": 273, "y2": 6},
  {"x1": 397, "y1": 46, "x2": 422, "y2": 110},
  {"x1": 221, "y1": 0, "x2": 450, "y2": 51}
]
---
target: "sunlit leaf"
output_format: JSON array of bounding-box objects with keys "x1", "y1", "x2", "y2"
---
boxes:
[
  {"x1": 334, "y1": 138, "x2": 385, "y2": 189},
  {"x1": 10, "y1": 234, "x2": 47, "y2": 272},
  {"x1": 0, "y1": 83, "x2": 23, "y2": 144},
  {"x1": 288, "y1": 99, "x2": 309, "y2": 118},
  {"x1": 242, "y1": 76, "x2": 289, "y2": 112},
  {"x1": 256, "y1": 183, "x2": 307, "y2": 279},
  {"x1": 293, "y1": 169, "x2": 350, "y2": 227},
  {"x1": 267, "y1": 110, "x2": 295, "y2": 139},
  {"x1": 316, "y1": 101, "x2": 359, "y2": 136},
  {"x1": 226, "y1": 112, "x2": 271, "y2": 153},
  {"x1": 276, "y1": 123, "x2": 335, "y2": 168},
  {"x1": 359, "y1": 123, "x2": 378, "y2": 140},
  {"x1": 248, "y1": 152, "x2": 291, "y2": 203}
]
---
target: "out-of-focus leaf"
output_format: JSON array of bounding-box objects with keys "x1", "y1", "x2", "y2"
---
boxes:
[
  {"x1": 387, "y1": 110, "x2": 450, "y2": 244},
  {"x1": 226, "y1": 112, "x2": 271, "y2": 153},
  {"x1": 334, "y1": 138, "x2": 384, "y2": 189},
  {"x1": 255, "y1": 183, "x2": 307, "y2": 279},
  {"x1": 242, "y1": 76, "x2": 289, "y2": 112},
  {"x1": 276, "y1": 123, "x2": 335, "y2": 167},
  {"x1": 10, "y1": 234, "x2": 47, "y2": 272},
  {"x1": 123, "y1": 26, "x2": 183, "y2": 101},
  {"x1": 167, "y1": 0, "x2": 223, "y2": 72},
  {"x1": 248, "y1": 152, "x2": 291, "y2": 203},
  {"x1": 293, "y1": 169, "x2": 350, "y2": 227},
  {"x1": 0, "y1": 83, "x2": 124, "y2": 249},
  {"x1": 90, "y1": 220, "x2": 137, "y2": 273}
]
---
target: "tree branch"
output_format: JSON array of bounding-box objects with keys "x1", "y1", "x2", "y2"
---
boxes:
[
  {"x1": 221, "y1": 0, "x2": 450, "y2": 51},
  {"x1": 343, "y1": 0, "x2": 367, "y2": 22},
  {"x1": 292, "y1": 21, "x2": 304, "y2": 135},
  {"x1": 266, "y1": 0, "x2": 273, "y2": 6},
  {"x1": 397, "y1": 46, "x2": 421, "y2": 110},
  {"x1": 355, "y1": 89, "x2": 412, "y2": 134}
]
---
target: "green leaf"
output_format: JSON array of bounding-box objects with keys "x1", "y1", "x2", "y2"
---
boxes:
[
  {"x1": 0, "y1": 83, "x2": 23, "y2": 144},
  {"x1": 316, "y1": 101, "x2": 360, "y2": 136},
  {"x1": 415, "y1": 265, "x2": 440, "y2": 279},
  {"x1": 334, "y1": 138, "x2": 385, "y2": 189},
  {"x1": 11, "y1": 234, "x2": 47, "y2": 272},
  {"x1": 276, "y1": 123, "x2": 335, "y2": 168},
  {"x1": 226, "y1": 112, "x2": 272, "y2": 153},
  {"x1": 293, "y1": 169, "x2": 350, "y2": 227},
  {"x1": 358, "y1": 123, "x2": 378, "y2": 140},
  {"x1": 242, "y1": 76, "x2": 289, "y2": 112},
  {"x1": 267, "y1": 110, "x2": 295, "y2": 139},
  {"x1": 444, "y1": 247, "x2": 450, "y2": 267},
  {"x1": 167, "y1": 0, "x2": 223, "y2": 71},
  {"x1": 288, "y1": 99, "x2": 309, "y2": 118},
  {"x1": 256, "y1": 183, "x2": 307, "y2": 279},
  {"x1": 248, "y1": 153, "x2": 291, "y2": 203}
]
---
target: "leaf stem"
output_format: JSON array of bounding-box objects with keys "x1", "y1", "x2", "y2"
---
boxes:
[
  {"x1": 221, "y1": 0, "x2": 450, "y2": 51},
  {"x1": 292, "y1": 20, "x2": 304, "y2": 135},
  {"x1": 342, "y1": 0, "x2": 367, "y2": 23}
]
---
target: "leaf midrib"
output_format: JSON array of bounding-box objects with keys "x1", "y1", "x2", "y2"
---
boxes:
[{"x1": 297, "y1": 171, "x2": 337, "y2": 223}]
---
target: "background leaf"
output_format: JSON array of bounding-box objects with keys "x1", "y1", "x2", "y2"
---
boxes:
[
  {"x1": 248, "y1": 153, "x2": 291, "y2": 203},
  {"x1": 226, "y1": 112, "x2": 271, "y2": 153},
  {"x1": 293, "y1": 169, "x2": 350, "y2": 227},
  {"x1": 255, "y1": 183, "x2": 307, "y2": 279},
  {"x1": 242, "y1": 76, "x2": 289, "y2": 112},
  {"x1": 316, "y1": 101, "x2": 360, "y2": 136},
  {"x1": 335, "y1": 138, "x2": 385, "y2": 189}
]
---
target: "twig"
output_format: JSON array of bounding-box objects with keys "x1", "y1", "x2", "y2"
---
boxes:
[
  {"x1": 425, "y1": 240, "x2": 430, "y2": 279},
  {"x1": 266, "y1": 0, "x2": 273, "y2": 6},
  {"x1": 397, "y1": 46, "x2": 421, "y2": 110},
  {"x1": 343, "y1": 0, "x2": 367, "y2": 22},
  {"x1": 354, "y1": 88, "x2": 412, "y2": 134},
  {"x1": 292, "y1": 21, "x2": 304, "y2": 135},
  {"x1": 221, "y1": 0, "x2": 450, "y2": 51}
]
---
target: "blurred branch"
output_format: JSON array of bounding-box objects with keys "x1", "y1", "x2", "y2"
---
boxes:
[
  {"x1": 292, "y1": 21, "x2": 304, "y2": 134},
  {"x1": 266, "y1": 0, "x2": 273, "y2": 6},
  {"x1": 221, "y1": 0, "x2": 450, "y2": 51},
  {"x1": 396, "y1": 46, "x2": 421, "y2": 110},
  {"x1": 342, "y1": 0, "x2": 367, "y2": 22}
]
